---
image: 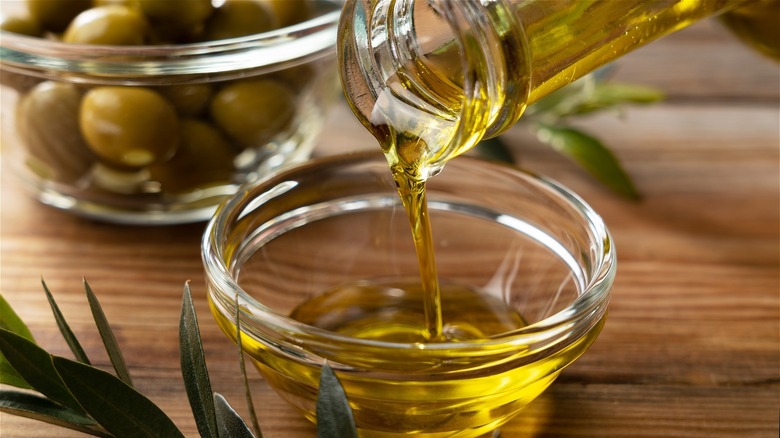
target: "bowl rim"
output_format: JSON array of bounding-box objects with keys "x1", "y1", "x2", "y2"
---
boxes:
[
  {"x1": 0, "y1": 1, "x2": 342, "y2": 80},
  {"x1": 202, "y1": 151, "x2": 615, "y2": 353}
]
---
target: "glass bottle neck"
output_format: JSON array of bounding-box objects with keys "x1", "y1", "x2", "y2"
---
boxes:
[
  {"x1": 338, "y1": 0, "x2": 757, "y2": 175},
  {"x1": 339, "y1": 0, "x2": 526, "y2": 176}
]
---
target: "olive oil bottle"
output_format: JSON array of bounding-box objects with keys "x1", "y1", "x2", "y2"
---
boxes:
[
  {"x1": 719, "y1": 0, "x2": 780, "y2": 61},
  {"x1": 335, "y1": 0, "x2": 777, "y2": 345}
]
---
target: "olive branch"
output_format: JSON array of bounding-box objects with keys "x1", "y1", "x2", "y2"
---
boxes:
[
  {"x1": 474, "y1": 70, "x2": 664, "y2": 199},
  {"x1": 0, "y1": 279, "x2": 357, "y2": 438}
]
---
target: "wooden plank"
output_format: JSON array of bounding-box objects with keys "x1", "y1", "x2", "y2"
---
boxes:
[{"x1": 1, "y1": 16, "x2": 778, "y2": 438}]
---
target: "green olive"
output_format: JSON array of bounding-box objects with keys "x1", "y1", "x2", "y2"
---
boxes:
[
  {"x1": 204, "y1": 0, "x2": 276, "y2": 41},
  {"x1": 136, "y1": 0, "x2": 214, "y2": 41},
  {"x1": 149, "y1": 119, "x2": 236, "y2": 193},
  {"x1": 210, "y1": 78, "x2": 296, "y2": 149},
  {"x1": 89, "y1": 163, "x2": 151, "y2": 194},
  {"x1": 159, "y1": 84, "x2": 213, "y2": 117},
  {"x1": 0, "y1": 14, "x2": 43, "y2": 37},
  {"x1": 80, "y1": 86, "x2": 180, "y2": 168},
  {"x1": 259, "y1": 0, "x2": 311, "y2": 27},
  {"x1": 271, "y1": 64, "x2": 317, "y2": 93},
  {"x1": 16, "y1": 81, "x2": 97, "y2": 183},
  {"x1": 63, "y1": 5, "x2": 149, "y2": 45},
  {"x1": 26, "y1": 0, "x2": 91, "y2": 33},
  {"x1": 0, "y1": 70, "x2": 42, "y2": 93}
]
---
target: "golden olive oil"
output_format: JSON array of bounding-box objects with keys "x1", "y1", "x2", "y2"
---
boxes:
[
  {"x1": 210, "y1": 285, "x2": 606, "y2": 437},
  {"x1": 290, "y1": 279, "x2": 527, "y2": 343},
  {"x1": 212, "y1": 0, "x2": 779, "y2": 434}
]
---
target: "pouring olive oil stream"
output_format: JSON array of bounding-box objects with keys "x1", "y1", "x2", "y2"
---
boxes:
[{"x1": 298, "y1": 0, "x2": 776, "y2": 344}]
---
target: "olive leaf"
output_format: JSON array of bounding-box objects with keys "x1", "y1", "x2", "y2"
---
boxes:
[
  {"x1": 523, "y1": 76, "x2": 593, "y2": 118},
  {"x1": 473, "y1": 136, "x2": 515, "y2": 164},
  {"x1": 534, "y1": 123, "x2": 640, "y2": 199},
  {"x1": 565, "y1": 82, "x2": 664, "y2": 116},
  {"x1": 316, "y1": 363, "x2": 358, "y2": 438},
  {"x1": 2, "y1": 280, "x2": 364, "y2": 438},
  {"x1": 42, "y1": 278, "x2": 91, "y2": 365},
  {"x1": 180, "y1": 282, "x2": 219, "y2": 438},
  {"x1": 214, "y1": 393, "x2": 256, "y2": 438},
  {"x1": 0, "y1": 295, "x2": 35, "y2": 341},
  {"x1": 84, "y1": 279, "x2": 133, "y2": 387},
  {"x1": 0, "y1": 357, "x2": 31, "y2": 389},
  {"x1": 0, "y1": 389, "x2": 108, "y2": 437},
  {"x1": 235, "y1": 291, "x2": 262, "y2": 437},
  {"x1": 503, "y1": 72, "x2": 664, "y2": 198},
  {"x1": 52, "y1": 355, "x2": 185, "y2": 438},
  {"x1": 526, "y1": 74, "x2": 663, "y2": 120},
  {"x1": 0, "y1": 294, "x2": 35, "y2": 389},
  {"x1": 0, "y1": 328, "x2": 85, "y2": 413}
]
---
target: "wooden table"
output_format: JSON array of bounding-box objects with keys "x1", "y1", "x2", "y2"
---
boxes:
[{"x1": 2, "y1": 19, "x2": 778, "y2": 438}]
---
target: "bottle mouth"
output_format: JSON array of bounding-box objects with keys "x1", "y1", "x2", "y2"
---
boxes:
[
  {"x1": 338, "y1": 0, "x2": 531, "y2": 172},
  {"x1": 0, "y1": 6, "x2": 341, "y2": 83}
]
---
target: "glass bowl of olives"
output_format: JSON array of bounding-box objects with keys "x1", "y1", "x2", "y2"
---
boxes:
[{"x1": 0, "y1": 0, "x2": 342, "y2": 224}]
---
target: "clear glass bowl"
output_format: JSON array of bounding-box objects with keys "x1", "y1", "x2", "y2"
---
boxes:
[
  {"x1": 203, "y1": 151, "x2": 615, "y2": 437},
  {"x1": 0, "y1": 1, "x2": 341, "y2": 224}
]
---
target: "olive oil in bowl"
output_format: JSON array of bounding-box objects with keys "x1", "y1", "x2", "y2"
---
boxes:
[{"x1": 205, "y1": 153, "x2": 614, "y2": 437}]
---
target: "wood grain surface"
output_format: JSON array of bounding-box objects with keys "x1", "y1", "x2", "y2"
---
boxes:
[{"x1": 1, "y1": 18, "x2": 778, "y2": 438}]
